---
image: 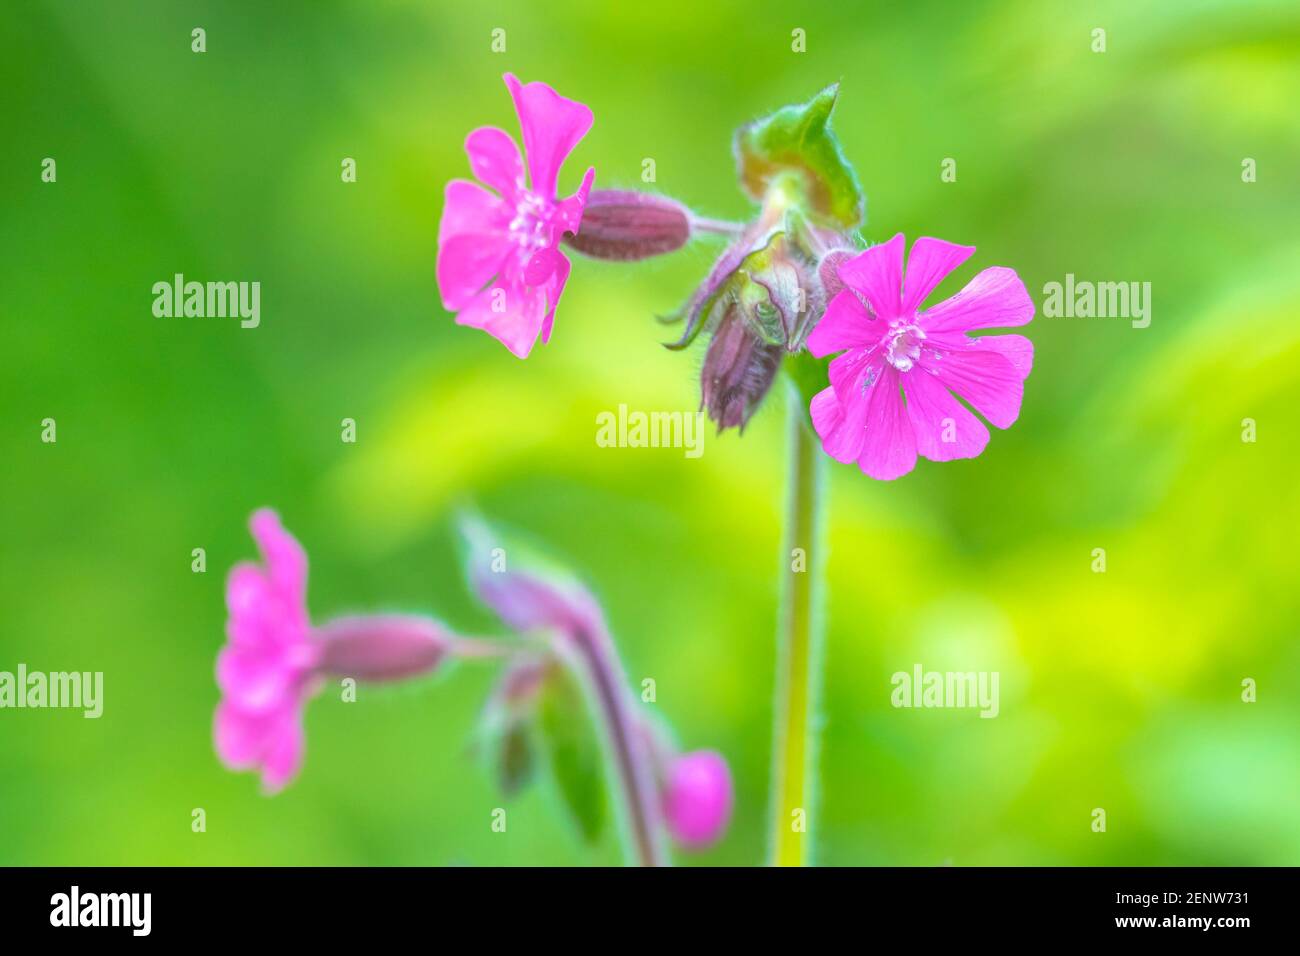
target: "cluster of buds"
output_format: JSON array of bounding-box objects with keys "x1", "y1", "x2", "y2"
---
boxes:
[
  {"x1": 563, "y1": 87, "x2": 864, "y2": 434},
  {"x1": 213, "y1": 509, "x2": 732, "y2": 865}
]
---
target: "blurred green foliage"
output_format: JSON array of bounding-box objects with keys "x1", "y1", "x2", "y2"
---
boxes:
[{"x1": 2, "y1": 0, "x2": 1297, "y2": 866}]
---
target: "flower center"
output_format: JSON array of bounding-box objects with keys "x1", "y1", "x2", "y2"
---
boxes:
[
  {"x1": 883, "y1": 321, "x2": 925, "y2": 372},
  {"x1": 509, "y1": 191, "x2": 553, "y2": 252}
]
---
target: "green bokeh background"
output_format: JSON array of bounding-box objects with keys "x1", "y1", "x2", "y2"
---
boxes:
[{"x1": 3, "y1": 0, "x2": 1298, "y2": 866}]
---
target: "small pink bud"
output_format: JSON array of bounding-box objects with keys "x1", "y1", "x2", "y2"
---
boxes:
[
  {"x1": 565, "y1": 189, "x2": 692, "y2": 261},
  {"x1": 662, "y1": 750, "x2": 734, "y2": 849},
  {"x1": 817, "y1": 249, "x2": 855, "y2": 301},
  {"x1": 315, "y1": 615, "x2": 451, "y2": 682}
]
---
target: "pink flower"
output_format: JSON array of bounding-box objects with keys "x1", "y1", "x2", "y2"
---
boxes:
[
  {"x1": 437, "y1": 73, "x2": 595, "y2": 359},
  {"x1": 806, "y1": 233, "x2": 1035, "y2": 480},
  {"x1": 215, "y1": 510, "x2": 453, "y2": 794},
  {"x1": 214, "y1": 509, "x2": 320, "y2": 794},
  {"x1": 661, "y1": 750, "x2": 734, "y2": 849}
]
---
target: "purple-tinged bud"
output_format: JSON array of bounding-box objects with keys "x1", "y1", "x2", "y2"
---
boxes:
[
  {"x1": 565, "y1": 189, "x2": 692, "y2": 261},
  {"x1": 662, "y1": 750, "x2": 734, "y2": 850},
  {"x1": 817, "y1": 248, "x2": 856, "y2": 301},
  {"x1": 314, "y1": 615, "x2": 450, "y2": 681},
  {"x1": 700, "y1": 303, "x2": 783, "y2": 432},
  {"x1": 459, "y1": 517, "x2": 607, "y2": 639}
]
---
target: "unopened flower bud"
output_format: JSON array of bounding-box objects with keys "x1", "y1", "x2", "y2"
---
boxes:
[
  {"x1": 315, "y1": 615, "x2": 451, "y2": 681},
  {"x1": 565, "y1": 189, "x2": 692, "y2": 261},
  {"x1": 817, "y1": 248, "x2": 856, "y2": 301},
  {"x1": 459, "y1": 516, "x2": 606, "y2": 638},
  {"x1": 700, "y1": 303, "x2": 783, "y2": 432},
  {"x1": 662, "y1": 750, "x2": 734, "y2": 849}
]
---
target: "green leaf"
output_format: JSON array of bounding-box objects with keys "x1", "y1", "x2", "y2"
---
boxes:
[
  {"x1": 537, "y1": 663, "x2": 607, "y2": 844},
  {"x1": 497, "y1": 720, "x2": 535, "y2": 797},
  {"x1": 734, "y1": 83, "x2": 864, "y2": 228}
]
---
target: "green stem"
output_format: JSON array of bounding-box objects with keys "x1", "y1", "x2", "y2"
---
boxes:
[{"x1": 768, "y1": 383, "x2": 826, "y2": 866}]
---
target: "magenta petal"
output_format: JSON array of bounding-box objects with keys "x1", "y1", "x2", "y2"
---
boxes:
[
  {"x1": 259, "y1": 713, "x2": 305, "y2": 795},
  {"x1": 213, "y1": 701, "x2": 273, "y2": 770},
  {"x1": 540, "y1": 250, "x2": 572, "y2": 344},
  {"x1": 226, "y1": 563, "x2": 272, "y2": 633},
  {"x1": 837, "y1": 233, "x2": 905, "y2": 321},
  {"x1": 455, "y1": 279, "x2": 547, "y2": 358},
  {"x1": 809, "y1": 385, "x2": 844, "y2": 437},
  {"x1": 439, "y1": 179, "x2": 509, "y2": 245},
  {"x1": 249, "y1": 509, "x2": 308, "y2": 609},
  {"x1": 524, "y1": 246, "x2": 561, "y2": 286},
  {"x1": 828, "y1": 346, "x2": 882, "y2": 405},
  {"x1": 553, "y1": 167, "x2": 595, "y2": 237},
  {"x1": 856, "y1": 366, "x2": 917, "y2": 480},
  {"x1": 806, "y1": 289, "x2": 877, "y2": 357},
  {"x1": 465, "y1": 126, "x2": 525, "y2": 199},
  {"x1": 920, "y1": 347, "x2": 1023, "y2": 429},
  {"x1": 903, "y1": 368, "x2": 990, "y2": 462},
  {"x1": 901, "y1": 237, "x2": 975, "y2": 314},
  {"x1": 504, "y1": 73, "x2": 593, "y2": 199},
  {"x1": 969, "y1": 332, "x2": 1033, "y2": 380},
  {"x1": 438, "y1": 232, "x2": 513, "y2": 312},
  {"x1": 919, "y1": 266, "x2": 1034, "y2": 334},
  {"x1": 216, "y1": 645, "x2": 293, "y2": 714},
  {"x1": 820, "y1": 383, "x2": 872, "y2": 464}
]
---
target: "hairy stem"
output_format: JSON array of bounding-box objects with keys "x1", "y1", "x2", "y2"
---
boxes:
[
  {"x1": 691, "y1": 216, "x2": 745, "y2": 237},
  {"x1": 769, "y1": 383, "x2": 826, "y2": 866},
  {"x1": 569, "y1": 625, "x2": 667, "y2": 867}
]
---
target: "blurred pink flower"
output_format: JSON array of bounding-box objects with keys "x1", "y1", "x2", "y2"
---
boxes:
[
  {"x1": 438, "y1": 73, "x2": 595, "y2": 359},
  {"x1": 214, "y1": 510, "x2": 452, "y2": 794},
  {"x1": 214, "y1": 509, "x2": 320, "y2": 794},
  {"x1": 662, "y1": 750, "x2": 734, "y2": 849},
  {"x1": 806, "y1": 233, "x2": 1034, "y2": 480}
]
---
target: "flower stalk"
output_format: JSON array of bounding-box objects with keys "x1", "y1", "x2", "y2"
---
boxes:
[
  {"x1": 564, "y1": 623, "x2": 667, "y2": 867},
  {"x1": 769, "y1": 383, "x2": 826, "y2": 866}
]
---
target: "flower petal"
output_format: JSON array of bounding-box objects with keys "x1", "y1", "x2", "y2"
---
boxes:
[
  {"x1": 827, "y1": 346, "x2": 882, "y2": 405},
  {"x1": 226, "y1": 563, "x2": 272, "y2": 629},
  {"x1": 902, "y1": 237, "x2": 975, "y2": 314},
  {"x1": 437, "y1": 232, "x2": 513, "y2": 312},
  {"x1": 259, "y1": 712, "x2": 305, "y2": 795},
  {"x1": 809, "y1": 386, "x2": 844, "y2": 439},
  {"x1": 970, "y1": 332, "x2": 1034, "y2": 380},
  {"x1": 918, "y1": 266, "x2": 1034, "y2": 334},
  {"x1": 919, "y1": 347, "x2": 1023, "y2": 429},
  {"x1": 504, "y1": 73, "x2": 594, "y2": 199},
  {"x1": 455, "y1": 278, "x2": 547, "y2": 359},
  {"x1": 903, "y1": 368, "x2": 990, "y2": 462},
  {"x1": 524, "y1": 246, "x2": 561, "y2": 286},
  {"x1": 837, "y1": 233, "x2": 905, "y2": 321},
  {"x1": 553, "y1": 167, "x2": 595, "y2": 238},
  {"x1": 439, "y1": 179, "x2": 509, "y2": 245},
  {"x1": 806, "y1": 289, "x2": 877, "y2": 357},
  {"x1": 540, "y1": 249, "x2": 572, "y2": 344},
  {"x1": 816, "y1": 368, "x2": 876, "y2": 464},
  {"x1": 213, "y1": 701, "x2": 275, "y2": 770},
  {"x1": 249, "y1": 509, "x2": 309, "y2": 611},
  {"x1": 464, "y1": 126, "x2": 525, "y2": 199},
  {"x1": 216, "y1": 645, "x2": 293, "y2": 714},
  {"x1": 857, "y1": 366, "x2": 917, "y2": 480}
]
